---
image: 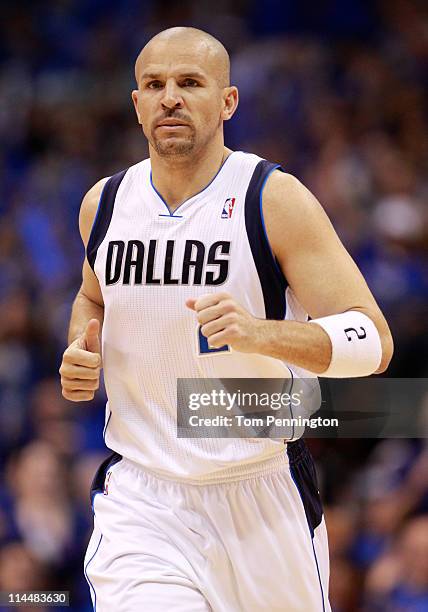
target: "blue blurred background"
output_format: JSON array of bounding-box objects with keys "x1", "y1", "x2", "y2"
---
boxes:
[{"x1": 0, "y1": 1, "x2": 427, "y2": 611}]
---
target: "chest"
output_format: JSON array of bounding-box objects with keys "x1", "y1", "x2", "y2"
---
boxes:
[{"x1": 96, "y1": 188, "x2": 248, "y2": 289}]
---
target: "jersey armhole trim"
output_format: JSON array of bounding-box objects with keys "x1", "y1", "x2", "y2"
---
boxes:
[
  {"x1": 86, "y1": 169, "x2": 128, "y2": 271},
  {"x1": 259, "y1": 164, "x2": 285, "y2": 279},
  {"x1": 244, "y1": 159, "x2": 288, "y2": 320},
  {"x1": 87, "y1": 177, "x2": 111, "y2": 249}
]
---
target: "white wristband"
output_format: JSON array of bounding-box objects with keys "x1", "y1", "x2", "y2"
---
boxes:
[{"x1": 310, "y1": 311, "x2": 382, "y2": 378}]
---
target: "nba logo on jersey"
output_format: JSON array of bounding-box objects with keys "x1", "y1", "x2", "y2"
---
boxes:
[{"x1": 221, "y1": 197, "x2": 236, "y2": 219}]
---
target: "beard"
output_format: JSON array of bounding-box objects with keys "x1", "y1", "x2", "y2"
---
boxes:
[
  {"x1": 149, "y1": 113, "x2": 197, "y2": 157},
  {"x1": 150, "y1": 130, "x2": 197, "y2": 157}
]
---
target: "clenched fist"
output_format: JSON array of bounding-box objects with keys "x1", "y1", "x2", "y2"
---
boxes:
[
  {"x1": 186, "y1": 292, "x2": 263, "y2": 353},
  {"x1": 60, "y1": 319, "x2": 102, "y2": 401}
]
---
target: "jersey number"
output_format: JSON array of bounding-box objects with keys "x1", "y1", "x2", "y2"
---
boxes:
[{"x1": 198, "y1": 326, "x2": 229, "y2": 354}]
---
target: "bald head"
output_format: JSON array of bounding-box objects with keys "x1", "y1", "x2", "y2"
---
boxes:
[
  {"x1": 131, "y1": 27, "x2": 238, "y2": 159},
  {"x1": 135, "y1": 27, "x2": 230, "y2": 88}
]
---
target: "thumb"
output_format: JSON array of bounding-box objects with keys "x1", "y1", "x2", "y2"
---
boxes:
[
  {"x1": 84, "y1": 319, "x2": 101, "y2": 354},
  {"x1": 185, "y1": 298, "x2": 197, "y2": 311}
]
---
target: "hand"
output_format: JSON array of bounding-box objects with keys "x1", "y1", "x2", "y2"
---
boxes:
[
  {"x1": 186, "y1": 292, "x2": 263, "y2": 353},
  {"x1": 60, "y1": 319, "x2": 102, "y2": 401}
]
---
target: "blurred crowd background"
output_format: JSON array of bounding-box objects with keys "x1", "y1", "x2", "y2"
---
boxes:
[{"x1": 1, "y1": 0, "x2": 427, "y2": 611}]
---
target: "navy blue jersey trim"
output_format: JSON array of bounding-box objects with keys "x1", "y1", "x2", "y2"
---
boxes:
[
  {"x1": 287, "y1": 439, "x2": 323, "y2": 537},
  {"x1": 86, "y1": 169, "x2": 128, "y2": 271},
  {"x1": 102, "y1": 409, "x2": 112, "y2": 442},
  {"x1": 90, "y1": 451, "x2": 122, "y2": 509},
  {"x1": 84, "y1": 533, "x2": 103, "y2": 611},
  {"x1": 244, "y1": 160, "x2": 288, "y2": 320},
  {"x1": 311, "y1": 538, "x2": 326, "y2": 612},
  {"x1": 287, "y1": 439, "x2": 325, "y2": 610},
  {"x1": 288, "y1": 368, "x2": 295, "y2": 441},
  {"x1": 150, "y1": 151, "x2": 235, "y2": 216}
]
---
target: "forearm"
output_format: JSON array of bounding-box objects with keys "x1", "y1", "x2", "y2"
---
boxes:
[
  {"x1": 68, "y1": 290, "x2": 104, "y2": 344},
  {"x1": 254, "y1": 319, "x2": 331, "y2": 374}
]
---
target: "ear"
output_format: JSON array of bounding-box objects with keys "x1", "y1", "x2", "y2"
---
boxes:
[
  {"x1": 131, "y1": 90, "x2": 143, "y2": 125},
  {"x1": 221, "y1": 86, "x2": 239, "y2": 121}
]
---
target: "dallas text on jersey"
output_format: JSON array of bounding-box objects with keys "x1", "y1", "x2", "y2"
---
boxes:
[{"x1": 105, "y1": 239, "x2": 231, "y2": 286}]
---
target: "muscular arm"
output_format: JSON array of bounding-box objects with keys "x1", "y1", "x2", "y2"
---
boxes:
[
  {"x1": 60, "y1": 177, "x2": 109, "y2": 401},
  {"x1": 259, "y1": 171, "x2": 394, "y2": 374},
  {"x1": 189, "y1": 171, "x2": 393, "y2": 376},
  {"x1": 68, "y1": 179, "x2": 108, "y2": 343}
]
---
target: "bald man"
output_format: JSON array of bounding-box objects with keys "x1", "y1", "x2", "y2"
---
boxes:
[{"x1": 60, "y1": 27, "x2": 393, "y2": 611}]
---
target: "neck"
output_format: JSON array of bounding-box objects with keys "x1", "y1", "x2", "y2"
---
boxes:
[{"x1": 150, "y1": 137, "x2": 232, "y2": 212}]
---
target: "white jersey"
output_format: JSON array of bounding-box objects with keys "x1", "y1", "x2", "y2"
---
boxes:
[{"x1": 87, "y1": 151, "x2": 316, "y2": 482}]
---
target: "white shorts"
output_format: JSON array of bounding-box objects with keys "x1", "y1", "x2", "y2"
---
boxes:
[{"x1": 84, "y1": 440, "x2": 330, "y2": 611}]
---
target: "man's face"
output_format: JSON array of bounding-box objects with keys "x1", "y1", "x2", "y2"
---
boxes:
[{"x1": 132, "y1": 40, "x2": 231, "y2": 157}]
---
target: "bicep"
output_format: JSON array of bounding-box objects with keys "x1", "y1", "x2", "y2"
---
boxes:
[
  {"x1": 78, "y1": 178, "x2": 109, "y2": 308},
  {"x1": 81, "y1": 258, "x2": 104, "y2": 307},
  {"x1": 263, "y1": 173, "x2": 380, "y2": 319}
]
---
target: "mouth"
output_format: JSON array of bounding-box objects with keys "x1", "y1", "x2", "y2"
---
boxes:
[{"x1": 156, "y1": 119, "x2": 189, "y2": 129}]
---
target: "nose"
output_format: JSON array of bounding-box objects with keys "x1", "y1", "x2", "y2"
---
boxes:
[{"x1": 161, "y1": 78, "x2": 184, "y2": 111}]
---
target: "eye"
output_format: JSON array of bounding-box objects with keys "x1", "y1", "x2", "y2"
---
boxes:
[
  {"x1": 182, "y1": 78, "x2": 199, "y2": 87},
  {"x1": 146, "y1": 80, "x2": 163, "y2": 89}
]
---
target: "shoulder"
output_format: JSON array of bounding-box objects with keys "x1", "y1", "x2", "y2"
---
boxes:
[
  {"x1": 78, "y1": 160, "x2": 147, "y2": 247},
  {"x1": 261, "y1": 169, "x2": 339, "y2": 258},
  {"x1": 263, "y1": 170, "x2": 333, "y2": 237},
  {"x1": 263, "y1": 170, "x2": 322, "y2": 220},
  {"x1": 78, "y1": 177, "x2": 110, "y2": 247}
]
